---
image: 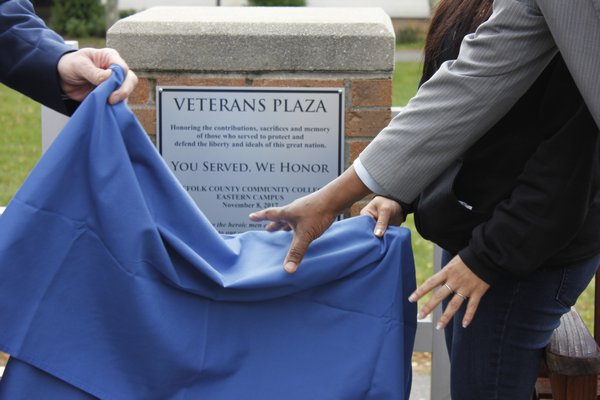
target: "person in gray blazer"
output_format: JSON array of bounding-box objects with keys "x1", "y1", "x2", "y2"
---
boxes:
[
  {"x1": 364, "y1": 0, "x2": 599, "y2": 397},
  {"x1": 250, "y1": 0, "x2": 600, "y2": 329}
]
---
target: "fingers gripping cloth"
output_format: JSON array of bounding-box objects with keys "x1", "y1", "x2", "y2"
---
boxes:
[{"x1": 0, "y1": 66, "x2": 417, "y2": 399}]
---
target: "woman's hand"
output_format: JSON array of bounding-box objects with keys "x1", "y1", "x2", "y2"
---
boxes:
[
  {"x1": 360, "y1": 196, "x2": 405, "y2": 237},
  {"x1": 249, "y1": 190, "x2": 339, "y2": 274},
  {"x1": 409, "y1": 255, "x2": 490, "y2": 329},
  {"x1": 249, "y1": 166, "x2": 372, "y2": 274}
]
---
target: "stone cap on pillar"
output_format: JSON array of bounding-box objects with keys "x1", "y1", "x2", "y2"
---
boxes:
[{"x1": 107, "y1": 7, "x2": 395, "y2": 73}]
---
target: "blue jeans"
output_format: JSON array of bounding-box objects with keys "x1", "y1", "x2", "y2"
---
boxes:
[{"x1": 441, "y1": 251, "x2": 600, "y2": 400}]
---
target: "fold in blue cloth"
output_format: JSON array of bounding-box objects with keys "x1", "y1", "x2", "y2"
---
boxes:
[{"x1": 0, "y1": 66, "x2": 417, "y2": 399}]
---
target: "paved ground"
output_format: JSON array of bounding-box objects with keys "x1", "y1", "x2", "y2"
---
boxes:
[
  {"x1": 395, "y1": 49, "x2": 423, "y2": 62},
  {"x1": 410, "y1": 373, "x2": 431, "y2": 400}
]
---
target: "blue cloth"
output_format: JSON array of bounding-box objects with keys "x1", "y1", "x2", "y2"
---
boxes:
[{"x1": 0, "y1": 66, "x2": 417, "y2": 399}]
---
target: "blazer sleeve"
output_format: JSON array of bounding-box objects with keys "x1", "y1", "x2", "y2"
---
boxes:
[
  {"x1": 537, "y1": 0, "x2": 600, "y2": 129},
  {"x1": 359, "y1": 0, "x2": 558, "y2": 203},
  {"x1": 0, "y1": 0, "x2": 75, "y2": 114}
]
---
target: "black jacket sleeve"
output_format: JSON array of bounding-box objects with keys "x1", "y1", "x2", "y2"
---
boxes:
[{"x1": 459, "y1": 100, "x2": 599, "y2": 284}]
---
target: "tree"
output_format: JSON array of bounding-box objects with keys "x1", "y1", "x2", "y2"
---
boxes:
[{"x1": 51, "y1": 0, "x2": 105, "y2": 37}]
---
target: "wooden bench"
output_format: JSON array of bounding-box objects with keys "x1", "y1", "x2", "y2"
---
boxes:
[{"x1": 535, "y1": 269, "x2": 600, "y2": 400}]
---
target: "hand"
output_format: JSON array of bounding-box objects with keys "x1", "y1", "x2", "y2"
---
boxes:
[
  {"x1": 249, "y1": 166, "x2": 372, "y2": 274},
  {"x1": 360, "y1": 196, "x2": 404, "y2": 237},
  {"x1": 57, "y1": 48, "x2": 138, "y2": 104},
  {"x1": 408, "y1": 255, "x2": 490, "y2": 329},
  {"x1": 249, "y1": 191, "x2": 338, "y2": 274}
]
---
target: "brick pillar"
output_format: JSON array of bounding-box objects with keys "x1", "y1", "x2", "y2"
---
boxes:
[{"x1": 108, "y1": 6, "x2": 394, "y2": 215}]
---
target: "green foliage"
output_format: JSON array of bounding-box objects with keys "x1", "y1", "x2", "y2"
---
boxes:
[
  {"x1": 248, "y1": 0, "x2": 306, "y2": 6},
  {"x1": 119, "y1": 9, "x2": 138, "y2": 19},
  {"x1": 395, "y1": 27, "x2": 422, "y2": 45},
  {"x1": 50, "y1": 0, "x2": 105, "y2": 37}
]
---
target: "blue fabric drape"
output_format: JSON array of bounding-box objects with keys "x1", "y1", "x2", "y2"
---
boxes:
[{"x1": 0, "y1": 66, "x2": 417, "y2": 399}]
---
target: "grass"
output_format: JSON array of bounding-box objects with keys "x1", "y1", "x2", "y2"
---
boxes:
[
  {"x1": 392, "y1": 61, "x2": 423, "y2": 106},
  {"x1": 0, "y1": 50, "x2": 594, "y2": 330},
  {"x1": 0, "y1": 86, "x2": 42, "y2": 205}
]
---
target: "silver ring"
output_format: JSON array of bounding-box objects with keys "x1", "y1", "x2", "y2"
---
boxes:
[
  {"x1": 443, "y1": 283, "x2": 454, "y2": 294},
  {"x1": 455, "y1": 291, "x2": 468, "y2": 300}
]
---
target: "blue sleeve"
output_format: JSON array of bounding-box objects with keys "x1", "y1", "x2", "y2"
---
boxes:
[{"x1": 0, "y1": 0, "x2": 75, "y2": 114}]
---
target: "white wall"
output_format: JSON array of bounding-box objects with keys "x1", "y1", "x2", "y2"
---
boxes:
[
  {"x1": 308, "y1": 0, "x2": 430, "y2": 18},
  {"x1": 115, "y1": 0, "x2": 430, "y2": 19}
]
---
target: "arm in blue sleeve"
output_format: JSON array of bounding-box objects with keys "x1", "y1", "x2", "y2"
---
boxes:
[{"x1": 0, "y1": 0, "x2": 76, "y2": 114}]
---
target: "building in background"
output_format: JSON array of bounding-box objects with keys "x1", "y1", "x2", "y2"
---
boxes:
[
  {"x1": 116, "y1": 0, "x2": 429, "y2": 18},
  {"x1": 114, "y1": 0, "x2": 431, "y2": 39}
]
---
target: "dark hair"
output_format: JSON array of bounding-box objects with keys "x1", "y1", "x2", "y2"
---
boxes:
[{"x1": 422, "y1": 0, "x2": 493, "y2": 80}]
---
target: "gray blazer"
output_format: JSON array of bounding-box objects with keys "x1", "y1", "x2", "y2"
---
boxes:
[{"x1": 360, "y1": 0, "x2": 600, "y2": 203}]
